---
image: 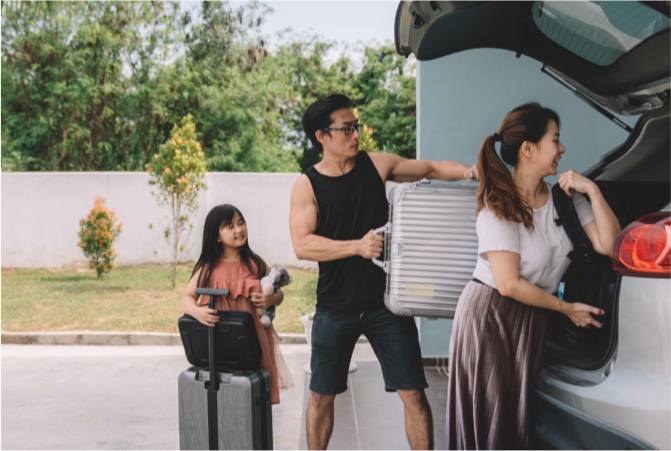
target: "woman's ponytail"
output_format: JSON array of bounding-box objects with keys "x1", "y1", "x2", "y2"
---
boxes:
[{"x1": 476, "y1": 102, "x2": 559, "y2": 230}]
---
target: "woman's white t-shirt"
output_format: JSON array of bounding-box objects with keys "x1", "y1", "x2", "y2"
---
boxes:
[{"x1": 472, "y1": 183, "x2": 595, "y2": 293}]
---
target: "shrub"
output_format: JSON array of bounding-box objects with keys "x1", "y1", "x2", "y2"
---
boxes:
[{"x1": 77, "y1": 196, "x2": 123, "y2": 279}]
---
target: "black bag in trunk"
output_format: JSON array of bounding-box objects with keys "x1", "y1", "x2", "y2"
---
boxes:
[{"x1": 552, "y1": 184, "x2": 613, "y2": 343}]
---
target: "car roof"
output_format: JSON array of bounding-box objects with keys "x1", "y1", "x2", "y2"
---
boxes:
[{"x1": 395, "y1": 1, "x2": 670, "y2": 114}]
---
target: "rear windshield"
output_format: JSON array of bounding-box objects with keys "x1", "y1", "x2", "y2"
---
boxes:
[{"x1": 532, "y1": 1, "x2": 670, "y2": 66}]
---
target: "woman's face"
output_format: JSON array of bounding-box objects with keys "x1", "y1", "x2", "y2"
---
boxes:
[
  {"x1": 531, "y1": 120, "x2": 565, "y2": 177},
  {"x1": 218, "y1": 212, "x2": 248, "y2": 250}
]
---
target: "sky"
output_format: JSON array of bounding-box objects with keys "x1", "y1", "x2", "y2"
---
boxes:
[{"x1": 233, "y1": 1, "x2": 400, "y2": 60}]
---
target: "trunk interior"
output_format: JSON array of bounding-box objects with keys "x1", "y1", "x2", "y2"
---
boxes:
[{"x1": 544, "y1": 106, "x2": 670, "y2": 370}]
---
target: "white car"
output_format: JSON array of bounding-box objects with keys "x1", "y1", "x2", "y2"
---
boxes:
[{"x1": 395, "y1": 1, "x2": 670, "y2": 449}]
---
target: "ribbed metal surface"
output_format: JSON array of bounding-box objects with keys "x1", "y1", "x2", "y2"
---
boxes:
[
  {"x1": 178, "y1": 368, "x2": 272, "y2": 450},
  {"x1": 384, "y1": 182, "x2": 478, "y2": 319}
]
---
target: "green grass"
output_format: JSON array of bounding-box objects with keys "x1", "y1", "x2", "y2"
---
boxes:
[{"x1": 1, "y1": 264, "x2": 318, "y2": 334}]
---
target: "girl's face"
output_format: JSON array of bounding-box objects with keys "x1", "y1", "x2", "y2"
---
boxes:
[
  {"x1": 218, "y1": 212, "x2": 248, "y2": 250},
  {"x1": 530, "y1": 120, "x2": 565, "y2": 177}
]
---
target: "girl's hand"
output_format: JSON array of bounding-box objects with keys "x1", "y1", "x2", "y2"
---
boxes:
[
  {"x1": 558, "y1": 170, "x2": 597, "y2": 197},
  {"x1": 250, "y1": 291, "x2": 274, "y2": 310},
  {"x1": 565, "y1": 302, "x2": 604, "y2": 328},
  {"x1": 192, "y1": 306, "x2": 220, "y2": 327}
]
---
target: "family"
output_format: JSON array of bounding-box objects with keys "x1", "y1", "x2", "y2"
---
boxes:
[{"x1": 181, "y1": 94, "x2": 621, "y2": 450}]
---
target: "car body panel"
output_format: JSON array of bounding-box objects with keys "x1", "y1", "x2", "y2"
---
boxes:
[{"x1": 538, "y1": 277, "x2": 670, "y2": 449}]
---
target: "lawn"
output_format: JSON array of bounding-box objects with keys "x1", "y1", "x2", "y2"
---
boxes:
[{"x1": 1, "y1": 264, "x2": 318, "y2": 334}]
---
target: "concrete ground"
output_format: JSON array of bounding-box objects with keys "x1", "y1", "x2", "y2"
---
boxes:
[{"x1": 1, "y1": 342, "x2": 448, "y2": 450}]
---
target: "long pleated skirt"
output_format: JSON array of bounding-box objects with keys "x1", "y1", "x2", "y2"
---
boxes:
[{"x1": 445, "y1": 281, "x2": 550, "y2": 450}]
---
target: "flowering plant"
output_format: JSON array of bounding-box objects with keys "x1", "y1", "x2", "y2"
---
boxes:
[
  {"x1": 353, "y1": 108, "x2": 379, "y2": 153},
  {"x1": 77, "y1": 197, "x2": 123, "y2": 279},
  {"x1": 146, "y1": 114, "x2": 207, "y2": 287}
]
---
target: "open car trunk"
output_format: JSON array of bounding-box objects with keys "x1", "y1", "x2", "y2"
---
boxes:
[
  {"x1": 545, "y1": 104, "x2": 670, "y2": 371},
  {"x1": 395, "y1": 0, "x2": 670, "y2": 374}
]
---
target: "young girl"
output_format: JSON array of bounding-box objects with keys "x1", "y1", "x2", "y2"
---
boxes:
[{"x1": 181, "y1": 204, "x2": 293, "y2": 404}]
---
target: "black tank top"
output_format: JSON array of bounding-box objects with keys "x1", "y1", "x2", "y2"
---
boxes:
[{"x1": 304, "y1": 151, "x2": 388, "y2": 312}]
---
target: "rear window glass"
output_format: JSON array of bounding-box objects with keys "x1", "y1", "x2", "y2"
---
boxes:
[{"x1": 532, "y1": 1, "x2": 670, "y2": 66}]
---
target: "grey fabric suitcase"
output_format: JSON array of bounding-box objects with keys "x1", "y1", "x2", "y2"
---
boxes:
[
  {"x1": 373, "y1": 180, "x2": 479, "y2": 319},
  {"x1": 178, "y1": 367, "x2": 273, "y2": 450}
]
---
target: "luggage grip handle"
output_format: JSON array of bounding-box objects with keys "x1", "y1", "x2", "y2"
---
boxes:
[
  {"x1": 371, "y1": 223, "x2": 390, "y2": 273},
  {"x1": 196, "y1": 288, "x2": 230, "y2": 309}
]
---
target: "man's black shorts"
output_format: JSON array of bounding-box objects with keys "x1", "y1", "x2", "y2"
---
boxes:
[{"x1": 309, "y1": 305, "x2": 428, "y2": 395}]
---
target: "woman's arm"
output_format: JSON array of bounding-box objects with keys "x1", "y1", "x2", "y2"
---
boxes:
[
  {"x1": 488, "y1": 250, "x2": 605, "y2": 328},
  {"x1": 558, "y1": 170, "x2": 621, "y2": 256}
]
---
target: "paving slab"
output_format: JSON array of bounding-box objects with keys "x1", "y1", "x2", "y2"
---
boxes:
[
  {"x1": 2, "y1": 342, "x2": 446, "y2": 450},
  {"x1": 1, "y1": 344, "x2": 311, "y2": 450},
  {"x1": 298, "y1": 362, "x2": 448, "y2": 450}
]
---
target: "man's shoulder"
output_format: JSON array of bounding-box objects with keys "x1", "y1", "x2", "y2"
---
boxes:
[{"x1": 291, "y1": 173, "x2": 313, "y2": 195}]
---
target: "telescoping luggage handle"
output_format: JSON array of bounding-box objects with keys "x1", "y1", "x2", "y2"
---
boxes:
[{"x1": 195, "y1": 287, "x2": 230, "y2": 451}]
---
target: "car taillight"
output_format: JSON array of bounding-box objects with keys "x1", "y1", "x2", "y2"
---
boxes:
[{"x1": 613, "y1": 212, "x2": 671, "y2": 278}]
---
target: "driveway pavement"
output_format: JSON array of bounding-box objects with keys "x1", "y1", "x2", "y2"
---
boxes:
[{"x1": 2, "y1": 342, "x2": 447, "y2": 450}]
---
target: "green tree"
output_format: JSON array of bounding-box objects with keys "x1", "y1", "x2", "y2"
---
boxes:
[
  {"x1": 180, "y1": 1, "x2": 301, "y2": 172},
  {"x1": 1, "y1": 1, "x2": 181, "y2": 171},
  {"x1": 354, "y1": 46, "x2": 417, "y2": 158},
  {"x1": 261, "y1": 37, "x2": 360, "y2": 170},
  {"x1": 147, "y1": 114, "x2": 207, "y2": 287},
  {"x1": 2, "y1": 2, "x2": 419, "y2": 173}
]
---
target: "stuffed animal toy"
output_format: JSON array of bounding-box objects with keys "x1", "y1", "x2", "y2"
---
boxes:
[{"x1": 257, "y1": 265, "x2": 293, "y2": 327}]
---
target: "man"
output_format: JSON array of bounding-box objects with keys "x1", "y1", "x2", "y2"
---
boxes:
[{"x1": 289, "y1": 94, "x2": 477, "y2": 450}]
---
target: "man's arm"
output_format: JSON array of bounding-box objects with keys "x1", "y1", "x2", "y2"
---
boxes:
[
  {"x1": 370, "y1": 152, "x2": 477, "y2": 184},
  {"x1": 289, "y1": 174, "x2": 383, "y2": 262}
]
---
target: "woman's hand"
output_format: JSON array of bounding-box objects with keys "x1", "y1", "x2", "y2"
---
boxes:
[
  {"x1": 564, "y1": 302, "x2": 605, "y2": 328},
  {"x1": 250, "y1": 291, "x2": 274, "y2": 310},
  {"x1": 192, "y1": 306, "x2": 220, "y2": 327},
  {"x1": 558, "y1": 170, "x2": 597, "y2": 197}
]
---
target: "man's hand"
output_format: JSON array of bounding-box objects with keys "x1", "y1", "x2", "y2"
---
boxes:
[
  {"x1": 464, "y1": 164, "x2": 479, "y2": 181},
  {"x1": 358, "y1": 229, "x2": 384, "y2": 259}
]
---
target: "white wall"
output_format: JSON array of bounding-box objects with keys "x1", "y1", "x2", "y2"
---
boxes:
[{"x1": 1, "y1": 172, "x2": 316, "y2": 269}]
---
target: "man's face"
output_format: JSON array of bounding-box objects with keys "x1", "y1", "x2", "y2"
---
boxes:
[{"x1": 318, "y1": 108, "x2": 360, "y2": 158}]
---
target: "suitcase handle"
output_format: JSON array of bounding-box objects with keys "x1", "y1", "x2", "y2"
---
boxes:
[
  {"x1": 194, "y1": 287, "x2": 230, "y2": 450},
  {"x1": 195, "y1": 287, "x2": 230, "y2": 304},
  {"x1": 372, "y1": 223, "x2": 391, "y2": 273}
]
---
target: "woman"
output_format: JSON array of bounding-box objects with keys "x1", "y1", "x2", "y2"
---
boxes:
[{"x1": 445, "y1": 103, "x2": 621, "y2": 449}]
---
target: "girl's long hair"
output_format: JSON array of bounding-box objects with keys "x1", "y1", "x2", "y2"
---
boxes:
[
  {"x1": 476, "y1": 103, "x2": 560, "y2": 230},
  {"x1": 191, "y1": 204, "x2": 267, "y2": 288}
]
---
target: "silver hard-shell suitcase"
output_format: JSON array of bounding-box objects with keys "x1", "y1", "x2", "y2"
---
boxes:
[
  {"x1": 178, "y1": 367, "x2": 273, "y2": 450},
  {"x1": 373, "y1": 180, "x2": 479, "y2": 319}
]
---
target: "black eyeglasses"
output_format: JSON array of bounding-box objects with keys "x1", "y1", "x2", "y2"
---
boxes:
[{"x1": 321, "y1": 123, "x2": 364, "y2": 136}]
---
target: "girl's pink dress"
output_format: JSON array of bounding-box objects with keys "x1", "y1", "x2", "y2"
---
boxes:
[{"x1": 199, "y1": 260, "x2": 294, "y2": 405}]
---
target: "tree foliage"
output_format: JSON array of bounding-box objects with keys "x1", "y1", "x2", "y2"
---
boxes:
[
  {"x1": 147, "y1": 114, "x2": 207, "y2": 287},
  {"x1": 2, "y1": 1, "x2": 417, "y2": 173}
]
